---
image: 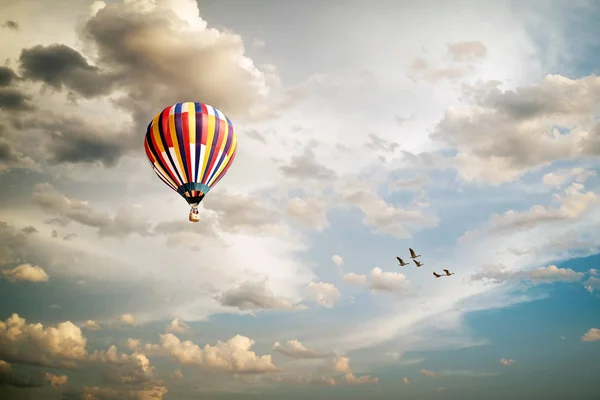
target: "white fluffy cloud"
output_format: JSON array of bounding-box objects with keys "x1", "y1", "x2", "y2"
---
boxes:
[
  {"x1": 332, "y1": 255, "x2": 344, "y2": 267},
  {"x1": 0, "y1": 313, "x2": 87, "y2": 367},
  {"x1": 45, "y1": 372, "x2": 68, "y2": 388},
  {"x1": 273, "y1": 340, "x2": 333, "y2": 359},
  {"x1": 430, "y1": 75, "x2": 600, "y2": 184},
  {"x1": 581, "y1": 328, "x2": 600, "y2": 342},
  {"x1": 84, "y1": 320, "x2": 102, "y2": 331},
  {"x1": 1, "y1": 263, "x2": 49, "y2": 282},
  {"x1": 305, "y1": 282, "x2": 341, "y2": 308},
  {"x1": 166, "y1": 318, "x2": 190, "y2": 334},
  {"x1": 119, "y1": 314, "x2": 137, "y2": 326},
  {"x1": 159, "y1": 333, "x2": 277, "y2": 373},
  {"x1": 343, "y1": 272, "x2": 367, "y2": 286},
  {"x1": 342, "y1": 268, "x2": 411, "y2": 295}
]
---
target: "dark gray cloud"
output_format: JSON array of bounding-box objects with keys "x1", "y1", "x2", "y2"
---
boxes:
[
  {"x1": 216, "y1": 281, "x2": 299, "y2": 311},
  {"x1": 19, "y1": 44, "x2": 114, "y2": 98},
  {"x1": 2, "y1": 20, "x2": 18, "y2": 30},
  {"x1": 0, "y1": 366, "x2": 44, "y2": 388},
  {"x1": 6, "y1": 0, "x2": 277, "y2": 170},
  {"x1": 0, "y1": 67, "x2": 18, "y2": 87},
  {"x1": 0, "y1": 89, "x2": 33, "y2": 111},
  {"x1": 279, "y1": 146, "x2": 336, "y2": 182},
  {"x1": 20, "y1": 226, "x2": 38, "y2": 235},
  {"x1": 0, "y1": 140, "x2": 19, "y2": 164},
  {"x1": 32, "y1": 183, "x2": 151, "y2": 237},
  {"x1": 13, "y1": 111, "x2": 131, "y2": 167}
]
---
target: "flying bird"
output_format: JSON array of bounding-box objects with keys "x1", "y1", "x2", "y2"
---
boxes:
[
  {"x1": 433, "y1": 272, "x2": 441, "y2": 278},
  {"x1": 396, "y1": 257, "x2": 409, "y2": 266},
  {"x1": 409, "y1": 248, "x2": 421, "y2": 259},
  {"x1": 443, "y1": 269, "x2": 454, "y2": 276},
  {"x1": 413, "y1": 259, "x2": 423, "y2": 267}
]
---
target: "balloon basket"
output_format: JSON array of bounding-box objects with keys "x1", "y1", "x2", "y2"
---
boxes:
[{"x1": 189, "y1": 211, "x2": 200, "y2": 223}]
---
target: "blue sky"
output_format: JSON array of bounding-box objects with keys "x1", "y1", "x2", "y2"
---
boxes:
[{"x1": 0, "y1": 0, "x2": 599, "y2": 399}]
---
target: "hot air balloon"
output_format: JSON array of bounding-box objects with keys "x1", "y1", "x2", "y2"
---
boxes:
[{"x1": 144, "y1": 102, "x2": 238, "y2": 222}]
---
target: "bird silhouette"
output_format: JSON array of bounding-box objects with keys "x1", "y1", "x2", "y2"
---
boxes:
[
  {"x1": 443, "y1": 269, "x2": 454, "y2": 276},
  {"x1": 433, "y1": 272, "x2": 441, "y2": 278},
  {"x1": 409, "y1": 248, "x2": 421, "y2": 259},
  {"x1": 413, "y1": 259, "x2": 423, "y2": 267},
  {"x1": 396, "y1": 256, "x2": 409, "y2": 266}
]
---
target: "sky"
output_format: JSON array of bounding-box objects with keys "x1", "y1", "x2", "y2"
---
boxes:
[{"x1": 0, "y1": 0, "x2": 599, "y2": 399}]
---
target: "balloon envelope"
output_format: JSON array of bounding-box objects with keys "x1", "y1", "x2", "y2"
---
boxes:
[{"x1": 144, "y1": 102, "x2": 237, "y2": 207}]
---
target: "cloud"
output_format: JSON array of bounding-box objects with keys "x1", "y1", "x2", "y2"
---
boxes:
[
  {"x1": 0, "y1": 360, "x2": 44, "y2": 388},
  {"x1": 447, "y1": 41, "x2": 487, "y2": 62},
  {"x1": 20, "y1": 226, "x2": 38, "y2": 235},
  {"x1": 332, "y1": 255, "x2": 343, "y2": 267},
  {"x1": 461, "y1": 182, "x2": 599, "y2": 240},
  {"x1": 0, "y1": 313, "x2": 87, "y2": 368},
  {"x1": 499, "y1": 358, "x2": 515, "y2": 366},
  {"x1": 366, "y1": 133, "x2": 399, "y2": 153},
  {"x1": 216, "y1": 281, "x2": 303, "y2": 312},
  {"x1": 202, "y1": 191, "x2": 283, "y2": 236},
  {"x1": 160, "y1": 333, "x2": 278, "y2": 373},
  {"x1": 420, "y1": 368, "x2": 437, "y2": 377},
  {"x1": 408, "y1": 57, "x2": 472, "y2": 83},
  {"x1": 430, "y1": 74, "x2": 600, "y2": 184},
  {"x1": 470, "y1": 264, "x2": 584, "y2": 286},
  {"x1": 0, "y1": 88, "x2": 34, "y2": 111},
  {"x1": 369, "y1": 268, "x2": 411, "y2": 294},
  {"x1": 84, "y1": 320, "x2": 102, "y2": 331},
  {"x1": 305, "y1": 282, "x2": 341, "y2": 308},
  {"x1": 166, "y1": 318, "x2": 190, "y2": 334},
  {"x1": 584, "y1": 274, "x2": 600, "y2": 294},
  {"x1": 542, "y1": 167, "x2": 596, "y2": 186},
  {"x1": 279, "y1": 145, "x2": 337, "y2": 182},
  {"x1": 581, "y1": 328, "x2": 600, "y2": 342},
  {"x1": 6, "y1": 0, "x2": 282, "y2": 170},
  {"x1": 1, "y1": 263, "x2": 49, "y2": 283},
  {"x1": 343, "y1": 268, "x2": 411, "y2": 295},
  {"x1": 0, "y1": 124, "x2": 37, "y2": 173},
  {"x1": 341, "y1": 372, "x2": 379, "y2": 385},
  {"x1": 387, "y1": 175, "x2": 431, "y2": 194},
  {"x1": 0, "y1": 67, "x2": 18, "y2": 87},
  {"x1": 0, "y1": 221, "x2": 35, "y2": 271},
  {"x1": 2, "y1": 20, "x2": 19, "y2": 30},
  {"x1": 172, "y1": 368, "x2": 184, "y2": 380},
  {"x1": 286, "y1": 197, "x2": 329, "y2": 231},
  {"x1": 337, "y1": 184, "x2": 438, "y2": 238},
  {"x1": 273, "y1": 340, "x2": 334, "y2": 359},
  {"x1": 343, "y1": 272, "x2": 367, "y2": 286},
  {"x1": 32, "y1": 183, "x2": 151, "y2": 237},
  {"x1": 322, "y1": 356, "x2": 350, "y2": 374},
  {"x1": 119, "y1": 313, "x2": 136, "y2": 326},
  {"x1": 44, "y1": 372, "x2": 68, "y2": 388},
  {"x1": 19, "y1": 44, "x2": 115, "y2": 98},
  {"x1": 64, "y1": 385, "x2": 168, "y2": 400}
]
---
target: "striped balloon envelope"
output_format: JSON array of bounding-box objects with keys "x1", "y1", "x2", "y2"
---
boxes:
[{"x1": 143, "y1": 102, "x2": 238, "y2": 221}]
